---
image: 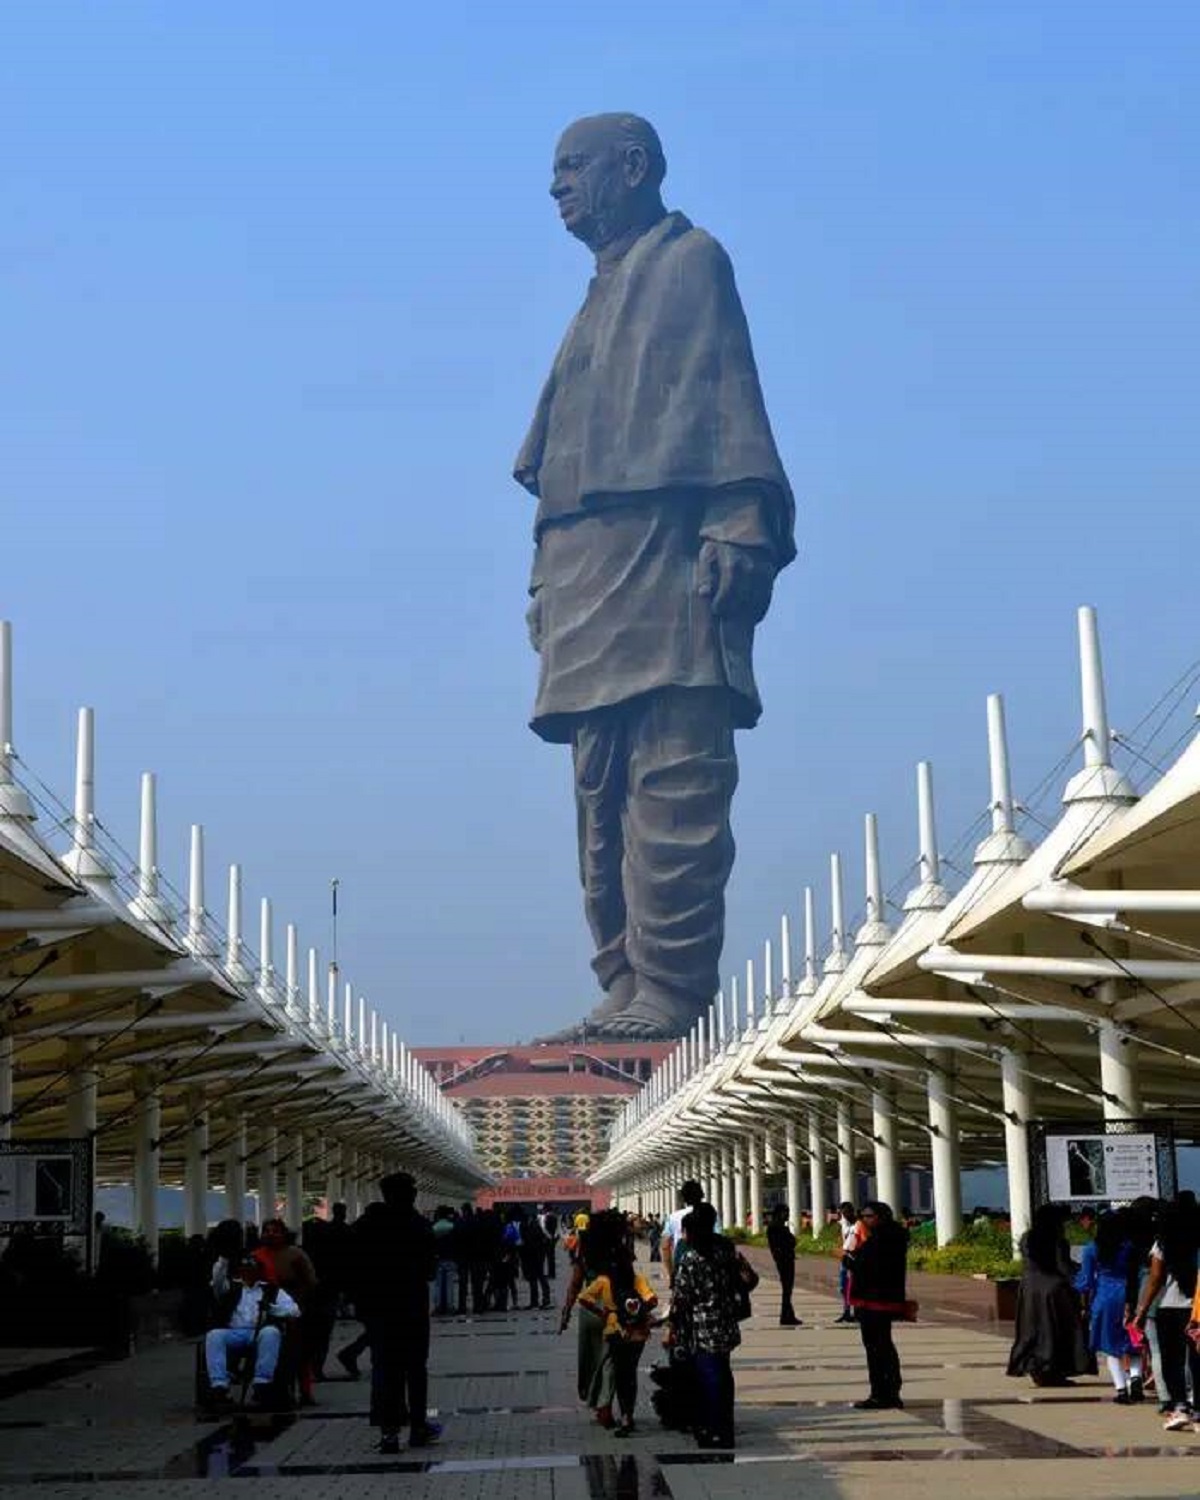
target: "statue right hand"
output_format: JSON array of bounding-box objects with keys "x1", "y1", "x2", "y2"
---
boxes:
[{"x1": 526, "y1": 593, "x2": 544, "y2": 652}]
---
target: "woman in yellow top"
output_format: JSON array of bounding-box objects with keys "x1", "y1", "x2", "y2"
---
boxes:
[{"x1": 578, "y1": 1242, "x2": 658, "y2": 1436}]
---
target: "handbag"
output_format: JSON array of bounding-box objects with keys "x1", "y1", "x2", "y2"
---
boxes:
[{"x1": 733, "y1": 1250, "x2": 760, "y2": 1321}]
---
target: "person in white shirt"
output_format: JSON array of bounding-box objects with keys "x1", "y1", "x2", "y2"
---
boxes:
[
  {"x1": 205, "y1": 1254, "x2": 300, "y2": 1404},
  {"x1": 836, "y1": 1203, "x2": 861, "y2": 1324},
  {"x1": 662, "y1": 1181, "x2": 722, "y2": 1288}
]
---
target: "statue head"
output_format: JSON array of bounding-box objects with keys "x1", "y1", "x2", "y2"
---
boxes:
[{"x1": 550, "y1": 113, "x2": 666, "y2": 253}]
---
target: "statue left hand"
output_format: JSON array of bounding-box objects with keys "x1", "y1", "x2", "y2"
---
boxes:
[{"x1": 697, "y1": 540, "x2": 775, "y2": 624}]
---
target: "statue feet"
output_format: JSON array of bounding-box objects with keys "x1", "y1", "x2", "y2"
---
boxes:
[
  {"x1": 536, "y1": 970, "x2": 635, "y2": 1043},
  {"x1": 597, "y1": 979, "x2": 701, "y2": 1040}
]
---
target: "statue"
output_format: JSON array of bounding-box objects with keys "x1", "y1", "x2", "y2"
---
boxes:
[{"x1": 514, "y1": 114, "x2": 795, "y2": 1040}]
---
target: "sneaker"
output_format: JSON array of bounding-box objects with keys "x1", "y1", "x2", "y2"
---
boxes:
[
  {"x1": 1164, "y1": 1409, "x2": 1192, "y2": 1432},
  {"x1": 854, "y1": 1396, "x2": 904, "y2": 1410},
  {"x1": 336, "y1": 1348, "x2": 361, "y2": 1380},
  {"x1": 409, "y1": 1421, "x2": 442, "y2": 1448},
  {"x1": 378, "y1": 1433, "x2": 401, "y2": 1455},
  {"x1": 1129, "y1": 1376, "x2": 1145, "y2": 1404},
  {"x1": 614, "y1": 1419, "x2": 635, "y2": 1438},
  {"x1": 1112, "y1": 1390, "x2": 1131, "y2": 1405}
]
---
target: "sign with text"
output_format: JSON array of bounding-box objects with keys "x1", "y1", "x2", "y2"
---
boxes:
[
  {"x1": 0, "y1": 1138, "x2": 93, "y2": 1234},
  {"x1": 476, "y1": 1176, "x2": 608, "y2": 1210},
  {"x1": 1030, "y1": 1119, "x2": 1175, "y2": 1209}
]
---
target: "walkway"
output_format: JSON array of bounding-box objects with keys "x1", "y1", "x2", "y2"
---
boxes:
[{"x1": 2, "y1": 1261, "x2": 1199, "y2": 1499}]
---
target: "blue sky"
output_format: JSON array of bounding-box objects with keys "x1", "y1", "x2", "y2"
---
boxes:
[{"x1": 3, "y1": 3, "x2": 1198, "y2": 1044}]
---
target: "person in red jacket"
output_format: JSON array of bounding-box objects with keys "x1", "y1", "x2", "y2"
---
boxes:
[{"x1": 842, "y1": 1200, "x2": 909, "y2": 1410}]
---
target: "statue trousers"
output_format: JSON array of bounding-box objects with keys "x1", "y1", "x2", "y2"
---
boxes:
[{"x1": 571, "y1": 686, "x2": 737, "y2": 1002}]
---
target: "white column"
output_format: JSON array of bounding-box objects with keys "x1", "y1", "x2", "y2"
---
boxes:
[
  {"x1": 784, "y1": 1118, "x2": 802, "y2": 1231},
  {"x1": 748, "y1": 1134, "x2": 764, "y2": 1232},
  {"x1": 285, "y1": 1133, "x2": 304, "y2": 1231},
  {"x1": 0, "y1": 1030, "x2": 12, "y2": 1142},
  {"x1": 927, "y1": 1057, "x2": 962, "y2": 1247},
  {"x1": 325, "y1": 1140, "x2": 343, "y2": 1210},
  {"x1": 184, "y1": 1088, "x2": 209, "y2": 1239},
  {"x1": 132, "y1": 1069, "x2": 161, "y2": 1263},
  {"x1": 66, "y1": 1040, "x2": 98, "y2": 1138},
  {"x1": 836, "y1": 1099, "x2": 855, "y2": 1206},
  {"x1": 224, "y1": 1115, "x2": 247, "y2": 1222},
  {"x1": 807, "y1": 1114, "x2": 828, "y2": 1235},
  {"x1": 733, "y1": 1140, "x2": 747, "y2": 1231},
  {"x1": 1001, "y1": 1049, "x2": 1034, "y2": 1251},
  {"x1": 871, "y1": 1085, "x2": 901, "y2": 1212},
  {"x1": 1098, "y1": 1015, "x2": 1141, "y2": 1120},
  {"x1": 256, "y1": 1127, "x2": 278, "y2": 1224},
  {"x1": 343, "y1": 1153, "x2": 359, "y2": 1219},
  {"x1": 65, "y1": 1042, "x2": 99, "y2": 1269},
  {"x1": 720, "y1": 1146, "x2": 735, "y2": 1230}
]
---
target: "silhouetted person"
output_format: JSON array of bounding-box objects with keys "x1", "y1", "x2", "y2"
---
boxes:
[
  {"x1": 352, "y1": 1173, "x2": 440, "y2": 1453},
  {"x1": 767, "y1": 1205, "x2": 800, "y2": 1327}
]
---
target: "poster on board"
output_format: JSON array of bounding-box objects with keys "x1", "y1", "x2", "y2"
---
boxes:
[
  {"x1": 1042, "y1": 1129, "x2": 1162, "y2": 1204},
  {"x1": 0, "y1": 1139, "x2": 93, "y2": 1234}
]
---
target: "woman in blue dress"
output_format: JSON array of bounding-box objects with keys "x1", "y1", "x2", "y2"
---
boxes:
[{"x1": 1075, "y1": 1208, "x2": 1145, "y2": 1403}]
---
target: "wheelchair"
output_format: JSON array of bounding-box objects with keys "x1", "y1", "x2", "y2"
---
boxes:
[{"x1": 194, "y1": 1319, "x2": 301, "y2": 1417}]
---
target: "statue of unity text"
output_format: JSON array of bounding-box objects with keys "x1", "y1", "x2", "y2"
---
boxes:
[{"x1": 514, "y1": 113, "x2": 796, "y2": 1041}]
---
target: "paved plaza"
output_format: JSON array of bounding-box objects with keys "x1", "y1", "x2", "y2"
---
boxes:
[{"x1": 2, "y1": 1262, "x2": 1200, "y2": 1499}]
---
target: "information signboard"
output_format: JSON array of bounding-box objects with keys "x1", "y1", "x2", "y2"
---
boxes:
[
  {"x1": 1030, "y1": 1119, "x2": 1175, "y2": 1209},
  {"x1": 0, "y1": 1138, "x2": 94, "y2": 1235}
]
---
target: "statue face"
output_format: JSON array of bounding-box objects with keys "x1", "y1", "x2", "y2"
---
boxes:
[{"x1": 550, "y1": 118, "x2": 647, "y2": 250}]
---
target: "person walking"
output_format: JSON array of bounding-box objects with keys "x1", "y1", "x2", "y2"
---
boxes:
[
  {"x1": 1074, "y1": 1208, "x2": 1145, "y2": 1403},
  {"x1": 560, "y1": 1209, "x2": 620, "y2": 1427},
  {"x1": 521, "y1": 1212, "x2": 552, "y2": 1309},
  {"x1": 835, "y1": 1203, "x2": 860, "y2": 1324},
  {"x1": 1007, "y1": 1203, "x2": 1093, "y2": 1388},
  {"x1": 767, "y1": 1204, "x2": 801, "y2": 1327},
  {"x1": 669, "y1": 1203, "x2": 745, "y2": 1449},
  {"x1": 539, "y1": 1208, "x2": 561, "y2": 1284},
  {"x1": 662, "y1": 1180, "x2": 721, "y2": 1289},
  {"x1": 579, "y1": 1239, "x2": 657, "y2": 1436},
  {"x1": 431, "y1": 1206, "x2": 459, "y2": 1316},
  {"x1": 843, "y1": 1200, "x2": 909, "y2": 1410},
  {"x1": 352, "y1": 1172, "x2": 441, "y2": 1454},
  {"x1": 1133, "y1": 1198, "x2": 1200, "y2": 1431},
  {"x1": 647, "y1": 1214, "x2": 663, "y2": 1263},
  {"x1": 455, "y1": 1204, "x2": 477, "y2": 1314}
]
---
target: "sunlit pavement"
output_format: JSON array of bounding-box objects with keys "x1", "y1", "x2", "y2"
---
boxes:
[{"x1": 2, "y1": 1261, "x2": 1199, "y2": 1499}]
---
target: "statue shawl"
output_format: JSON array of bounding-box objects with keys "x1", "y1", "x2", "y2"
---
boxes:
[{"x1": 514, "y1": 212, "x2": 796, "y2": 567}]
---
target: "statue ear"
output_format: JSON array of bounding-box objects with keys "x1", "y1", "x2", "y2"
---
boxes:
[{"x1": 623, "y1": 143, "x2": 649, "y2": 190}]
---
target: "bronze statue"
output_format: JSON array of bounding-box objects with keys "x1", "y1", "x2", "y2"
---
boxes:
[{"x1": 515, "y1": 114, "x2": 795, "y2": 1040}]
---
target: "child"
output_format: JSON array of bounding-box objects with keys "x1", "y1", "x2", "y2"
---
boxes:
[{"x1": 578, "y1": 1244, "x2": 658, "y2": 1436}]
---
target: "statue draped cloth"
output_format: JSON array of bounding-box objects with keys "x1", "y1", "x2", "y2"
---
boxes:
[{"x1": 515, "y1": 209, "x2": 795, "y2": 1021}]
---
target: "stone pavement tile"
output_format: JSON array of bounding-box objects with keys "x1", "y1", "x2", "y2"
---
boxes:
[
  {"x1": 663, "y1": 1455, "x2": 845, "y2": 1500},
  {"x1": 826, "y1": 1457, "x2": 1200, "y2": 1500},
  {"x1": 0, "y1": 1346, "x2": 95, "y2": 1372},
  {"x1": 0, "y1": 1478, "x2": 559, "y2": 1500},
  {"x1": 977, "y1": 1395, "x2": 1200, "y2": 1454}
]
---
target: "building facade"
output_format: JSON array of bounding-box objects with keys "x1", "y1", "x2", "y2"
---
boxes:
[{"x1": 414, "y1": 1043, "x2": 672, "y2": 1187}]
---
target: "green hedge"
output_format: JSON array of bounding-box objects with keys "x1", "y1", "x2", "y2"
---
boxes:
[{"x1": 736, "y1": 1218, "x2": 1022, "y2": 1280}]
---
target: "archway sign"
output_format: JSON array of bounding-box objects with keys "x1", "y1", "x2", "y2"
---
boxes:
[{"x1": 1029, "y1": 1119, "x2": 1176, "y2": 1209}]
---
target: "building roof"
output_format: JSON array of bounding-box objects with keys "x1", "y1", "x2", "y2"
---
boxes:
[
  {"x1": 414, "y1": 1042, "x2": 672, "y2": 1064},
  {"x1": 447, "y1": 1072, "x2": 637, "y2": 1100}
]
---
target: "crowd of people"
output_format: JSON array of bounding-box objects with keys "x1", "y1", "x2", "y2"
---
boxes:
[
  {"x1": 1008, "y1": 1191, "x2": 1200, "y2": 1430},
  {"x1": 193, "y1": 1169, "x2": 1200, "y2": 1455}
]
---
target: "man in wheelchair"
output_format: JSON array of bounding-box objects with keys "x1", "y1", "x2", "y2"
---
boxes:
[{"x1": 204, "y1": 1253, "x2": 301, "y2": 1410}]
